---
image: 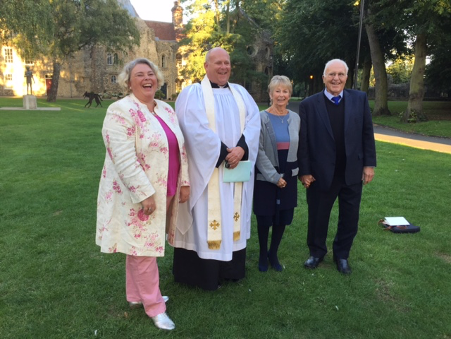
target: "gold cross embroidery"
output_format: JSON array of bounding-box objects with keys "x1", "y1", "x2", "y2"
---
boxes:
[
  {"x1": 234, "y1": 212, "x2": 240, "y2": 222},
  {"x1": 210, "y1": 220, "x2": 220, "y2": 230}
]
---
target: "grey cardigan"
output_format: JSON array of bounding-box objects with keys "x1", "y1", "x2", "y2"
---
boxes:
[{"x1": 255, "y1": 109, "x2": 301, "y2": 184}]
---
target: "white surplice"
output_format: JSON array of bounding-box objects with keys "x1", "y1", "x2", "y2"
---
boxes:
[{"x1": 173, "y1": 83, "x2": 260, "y2": 261}]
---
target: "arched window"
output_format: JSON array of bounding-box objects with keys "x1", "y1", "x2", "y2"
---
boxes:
[
  {"x1": 111, "y1": 75, "x2": 117, "y2": 83},
  {"x1": 107, "y1": 53, "x2": 113, "y2": 65},
  {"x1": 162, "y1": 55, "x2": 166, "y2": 68},
  {"x1": 114, "y1": 53, "x2": 118, "y2": 65}
]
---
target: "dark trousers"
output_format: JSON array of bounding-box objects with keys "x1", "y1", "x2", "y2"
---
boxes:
[{"x1": 306, "y1": 176, "x2": 363, "y2": 259}]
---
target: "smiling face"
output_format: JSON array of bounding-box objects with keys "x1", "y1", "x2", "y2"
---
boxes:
[
  {"x1": 323, "y1": 61, "x2": 348, "y2": 96},
  {"x1": 270, "y1": 85, "x2": 291, "y2": 109},
  {"x1": 128, "y1": 63, "x2": 158, "y2": 104},
  {"x1": 204, "y1": 48, "x2": 231, "y2": 86}
]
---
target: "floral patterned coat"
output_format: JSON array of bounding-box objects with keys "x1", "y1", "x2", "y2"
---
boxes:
[{"x1": 96, "y1": 94, "x2": 189, "y2": 257}]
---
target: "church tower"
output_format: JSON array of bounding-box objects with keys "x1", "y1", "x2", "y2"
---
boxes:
[
  {"x1": 172, "y1": 1, "x2": 184, "y2": 42},
  {"x1": 116, "y1": 0, "x2": 139, "y2": 18}
]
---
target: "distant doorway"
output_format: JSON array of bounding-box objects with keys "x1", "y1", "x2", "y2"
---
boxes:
[
  {"x1": 45, "y1": 75, "x2": 53, "y2": 96},
  {"x1": 161, "y1": 83, "x2": 167, "y2": 99}
]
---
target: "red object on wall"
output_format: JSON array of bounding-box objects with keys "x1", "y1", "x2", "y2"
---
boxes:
[{"x1": 46, "y1": 78, "x2": 52, "y2": 96}]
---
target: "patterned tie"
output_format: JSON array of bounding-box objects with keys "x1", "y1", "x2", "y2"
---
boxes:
[{"x1": 332, "y1": 95, "x2": 341, "y2": 105}]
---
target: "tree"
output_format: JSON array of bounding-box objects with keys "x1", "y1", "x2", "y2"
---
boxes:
[
  {"x1": 371, "y1": 0, "x2": 451, "y2": 122},
  {"x1": 404, "y1": 1, "x2": 451, "y2": 122},
  {"x1": 365, "y1": 4, "x2": 391, "y2": 116},
  {"x1": 387, "y1": 55, "x2": 414, "y2": 84},
  {"x1": 277, "y1": 0, "x2": 372, "y2": 93},
  {"x1": 179, "y1": 0, "x2": 275, "y2": 88},
  {"x1": 363, "y1": 0, "x2": 409, "y2": 116},
  {"x1": 425, "y1": 26, "x2": 451, "y2": 97},
  {"x1": 179, "y1": 0, "x2": 217, "y2": 82},
  {"x1": 0, "y1": 0, "x2": 140, "y2": 101}
]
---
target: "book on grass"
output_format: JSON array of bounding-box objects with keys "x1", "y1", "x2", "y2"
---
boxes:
[{"x1": 384, "y1": 217, "x2": 410, "y2": 226}]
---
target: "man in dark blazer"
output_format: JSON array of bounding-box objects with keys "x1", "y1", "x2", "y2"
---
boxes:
[{"x1": 298, "y1": 59, "x2": 376, "y2": 274}]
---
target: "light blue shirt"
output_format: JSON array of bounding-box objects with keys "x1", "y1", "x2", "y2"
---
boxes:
[{"x1": 324, "y1": 89, "x2": 344, "y2": 104}]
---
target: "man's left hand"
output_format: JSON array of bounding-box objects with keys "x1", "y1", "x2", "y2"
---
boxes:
[
  {"x1": 362, "y1": 166, "x2": 375, "y2": 185},
  {"x1": 225, "y1": 147, "x2": 244, "y2": 169}
]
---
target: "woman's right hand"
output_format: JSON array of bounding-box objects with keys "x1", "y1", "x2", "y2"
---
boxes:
[
  {"x1": 277, "y1": 177, "x2": 287, "y2": 188},
  {"x1": 179, "y1": 186, "x2": 190, "y2": 203},
  {"x1": 141, "y1": 195, "x2": 156, "y2": 215}
]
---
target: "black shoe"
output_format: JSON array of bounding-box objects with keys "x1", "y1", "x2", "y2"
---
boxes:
[
  {"x1": 304, "y1": 256, "x2": 323, "y2": 269},
  {"x1": 258, "y1": 261, "x2": 268, "y2": 272},
  {"x1": 258, "y1": 253, "x2": 269, "y2": 272},
  {"x1": 334, "y1": 256, "x2": 352, "y2": 275},
  {"x1": 268, "y1": 251, "x2": 283, "y2": 272}
]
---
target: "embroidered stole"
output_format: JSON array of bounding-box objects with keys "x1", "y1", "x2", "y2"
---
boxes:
[{"x1": 201, "y1": 75, "x2": 246, "y2": 250}]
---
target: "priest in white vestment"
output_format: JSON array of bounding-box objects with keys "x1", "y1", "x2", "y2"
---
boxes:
[{"x1": 172, "y1": 47, "x2": 260, "y2": 290}]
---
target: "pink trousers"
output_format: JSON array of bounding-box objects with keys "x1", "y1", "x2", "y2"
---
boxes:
[
  {"x1": 126, "y1": 255, "x2": 166, "y2": 317},
  {"x1": 125, "y1": 196, "x2": 174, "y2": 318}
]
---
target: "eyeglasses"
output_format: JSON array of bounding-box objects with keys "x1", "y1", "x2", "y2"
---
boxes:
[{"x1": 326, "y1": 73, "x2": 347, "y2": 79}]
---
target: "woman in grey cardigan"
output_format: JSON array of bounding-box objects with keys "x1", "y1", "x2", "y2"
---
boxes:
[{"x1": 253, "y1": 75, "x2": 301, "y2": 272}]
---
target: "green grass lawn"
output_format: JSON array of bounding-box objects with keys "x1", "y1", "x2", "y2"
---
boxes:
[
  {"x1": 370, "y1": 100, "x2": 451, "y2": 138},
  {"x1": 1, "y1": 98, "x2": 451, "y2": 338}
]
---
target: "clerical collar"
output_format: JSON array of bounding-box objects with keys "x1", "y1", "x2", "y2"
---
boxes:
[{"x1": 210, "y1": 81, "x2": 229, "y2": 88}]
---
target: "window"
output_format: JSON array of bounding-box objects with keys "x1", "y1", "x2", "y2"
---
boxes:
[
  {"x1": 111, "y1": 75, "x2": 117, "y2": 83},
  {"x1": 107, "y1": 53, "x2": 113, "y2": 65},
  {"x1": 4, "y1": 74, "x2": 13, "y2": 89},
  {"x1": 162, "y1": 55, "x2": 166, "y2": 68},
  {"x1": 4, "y1": 48, "x2": 13, "y2": 63}
]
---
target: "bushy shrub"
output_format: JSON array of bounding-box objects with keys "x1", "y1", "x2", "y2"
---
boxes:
[{"x1": 155, "y1": 90, "x2": 166, "y2": 100}]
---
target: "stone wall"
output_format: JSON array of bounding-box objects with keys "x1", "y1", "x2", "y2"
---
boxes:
[{"x1": 0, "y1": 16, "x2": 178, "y2": 99}]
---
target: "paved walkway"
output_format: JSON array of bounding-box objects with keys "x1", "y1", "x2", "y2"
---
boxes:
[
  {"x1": 285, "y1": 101, "x2": 451, "y2": 155},
  {"x1": 373, "y1": 125, "x2": 451, "y2": 154}
]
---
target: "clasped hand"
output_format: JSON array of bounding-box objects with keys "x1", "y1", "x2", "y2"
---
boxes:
[
  {"x1": 225, "y1": 146, "x2": 244, "y2": 169},
  {"x1": 300, "y1": 174, "x2": 316, "y2": 189}
]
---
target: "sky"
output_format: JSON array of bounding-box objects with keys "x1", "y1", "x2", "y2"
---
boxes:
[{"x1": 130, "y1": 0, "x2": 181, "y2": 23}]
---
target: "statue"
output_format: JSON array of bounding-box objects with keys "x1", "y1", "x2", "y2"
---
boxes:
[{"x1": 24, "y1": 67, "x2": 35, "y2": 95}]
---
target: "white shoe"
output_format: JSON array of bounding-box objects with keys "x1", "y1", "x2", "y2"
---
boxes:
[
  {"x1": 128, "y1": 296, "x2": 169, "y2": 309},
  {"x1": 151, "y1": 312, "x2": 175, "y2": 330}
]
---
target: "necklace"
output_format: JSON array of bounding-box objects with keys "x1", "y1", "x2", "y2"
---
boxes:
[{"x1": 268, "y1": 108, "x2": 288, "y2": 123}]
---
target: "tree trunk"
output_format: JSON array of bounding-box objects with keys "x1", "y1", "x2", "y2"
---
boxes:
[
  {"x1": 403, "y1": 34, "x2": 428, "y2": 122},
  {"x1": 225, "y1": 0, "x2": 230, "y2": 34},
  {"x1": 47, "y1": 61, "x2": 61, "y2": 102},
  {"x1": 365, "y1": 18, "x2": 390, "y2": 115},
  {"x1": 360, "y1": 54, "x2": 372, "y2": 93},
  {"x1": 213, "y1": 0, "x2": 221, "y2": 30},
  {"x1": 347, "y1": 67, "x2": 354, "y2": 89}
]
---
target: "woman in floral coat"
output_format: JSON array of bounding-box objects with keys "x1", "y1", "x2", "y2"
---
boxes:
[{"x1": 96, "y1": 58, "x2": 189, "y2": 331}]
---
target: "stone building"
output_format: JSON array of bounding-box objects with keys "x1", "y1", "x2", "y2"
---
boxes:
[
  {"x1": 0, "y1": 0, "x2": 183, "y2": 100},
  {"x1": 243, "y1": 28, "x2": 274, "y2": 103},
  {"x1": 1, "y1": 0, "x2": 273, "y2": 102}
]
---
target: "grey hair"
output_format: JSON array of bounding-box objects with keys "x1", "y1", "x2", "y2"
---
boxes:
[
  {"x1": 118, "y1": 58, "x2": 164, "y2": 94},
  {"x1": 323, "y1": 59, "x2": 349, "y2": 76},
  {"x1": 268, "y1": 75, "x2": 292, "y2": 96}
]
